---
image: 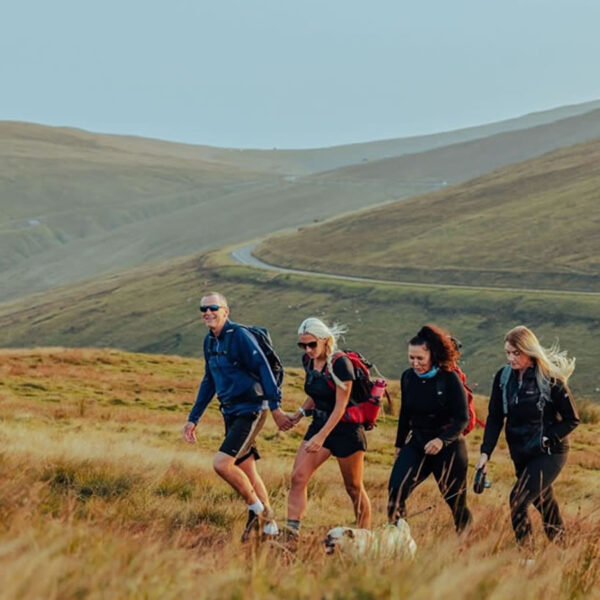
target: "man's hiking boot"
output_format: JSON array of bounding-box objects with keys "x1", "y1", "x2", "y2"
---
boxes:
[
  {"x1": 241, "y1": 509, "x2": 260, "y2": 543},
  {"x1": 241, "y1": 507, "x2": 278, "y2": 543}
]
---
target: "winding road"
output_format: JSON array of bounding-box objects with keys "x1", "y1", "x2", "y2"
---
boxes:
[{"x1": 230, "y1": 243, "x2": 599, "y2": 297}]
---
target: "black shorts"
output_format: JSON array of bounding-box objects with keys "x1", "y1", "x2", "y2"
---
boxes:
[
  {"x1": 220, "y1": 411, "x2": 267, "y2": 464},
  {"x1": 304, "y1": 418, "x2": 367, "y2": 458}
]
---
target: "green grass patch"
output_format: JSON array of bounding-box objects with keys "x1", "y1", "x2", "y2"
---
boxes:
[
  {"x1": 256, "y1": 139, "x2": 600, "y2": 293},
  {"x1": 43, "y1": 462, "x2": 137, "y2": 501}
]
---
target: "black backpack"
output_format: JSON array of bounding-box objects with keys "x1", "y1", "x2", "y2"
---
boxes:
[
  {"x1": 498, "y1": 364, "x2": 551, "y2": 415},
  {"x1": 205, "y1": 322, "x2": 284, "y2": 387}
]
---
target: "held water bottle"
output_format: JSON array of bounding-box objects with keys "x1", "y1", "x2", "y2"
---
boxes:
[
  {"x1": 361, "y1": 378, "x2": 387, "y2": 430},
  {"x1": 370, "y1": 378, "x2": 387, "y2": 404}
]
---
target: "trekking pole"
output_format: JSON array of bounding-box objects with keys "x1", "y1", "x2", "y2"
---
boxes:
[{"x1": 403, "y1": 490, "x2": 464, "y2": 520}]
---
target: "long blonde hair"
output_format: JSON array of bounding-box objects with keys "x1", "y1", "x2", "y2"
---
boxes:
[
  {"x1": 298, "y1": 317, "x2": 348, "y2": 388},
  {"x1": 505, "y1": 325, "x2": 575, "y2": 390}
]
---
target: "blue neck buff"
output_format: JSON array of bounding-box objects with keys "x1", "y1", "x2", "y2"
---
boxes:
[{"x1": 414, "y1": 365, "x2": 439, "y2": 379}]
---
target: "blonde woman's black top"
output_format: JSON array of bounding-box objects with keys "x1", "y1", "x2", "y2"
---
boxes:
[{"x1": 481, "y1": 366, "x2": 579, "y2": 462}]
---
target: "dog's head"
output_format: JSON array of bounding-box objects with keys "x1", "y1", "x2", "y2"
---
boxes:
[{"x1": 324, "y1": 526, "x2": 355, "y2": 554}]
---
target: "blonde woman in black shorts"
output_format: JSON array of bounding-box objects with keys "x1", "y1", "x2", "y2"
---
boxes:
[{"x1": 283, "y1": 317, "x2": 371, "y2": 540}]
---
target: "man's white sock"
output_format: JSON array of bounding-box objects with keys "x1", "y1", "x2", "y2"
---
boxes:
[{"x1": 248, "y1": 500, "x2": 264, "y2": 514}]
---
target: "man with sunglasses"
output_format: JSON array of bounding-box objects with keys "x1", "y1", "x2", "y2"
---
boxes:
[{"x1": 183, "y1": 291, "x2": 291, "y2": 542}]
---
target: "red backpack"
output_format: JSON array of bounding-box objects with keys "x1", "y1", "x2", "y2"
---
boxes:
[
  {"x1": 452, "y1": 366, "x2": 484, "y2": 435},
  {"x1": 303, "y1": 350, "x2": 391, "y2": 430}
]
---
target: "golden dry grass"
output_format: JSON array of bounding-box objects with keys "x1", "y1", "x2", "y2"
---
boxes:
[{"x1": 1, "y1": 348, "x2": 599, "y2": 600}]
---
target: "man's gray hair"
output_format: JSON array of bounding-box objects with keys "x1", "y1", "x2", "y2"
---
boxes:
[{"x1": 202, "y1": 291, "x2": 228, "y2": 307}]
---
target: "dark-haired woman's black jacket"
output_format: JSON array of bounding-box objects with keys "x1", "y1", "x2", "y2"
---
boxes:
[
  {"x1": 396, "y1": 369, "x2": 468, "y2": 449},
  {"x1": 481, "y1": 367, "x2": 579, "y2": 463}
]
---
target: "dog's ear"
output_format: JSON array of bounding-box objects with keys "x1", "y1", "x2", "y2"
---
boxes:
[{"x1": 343, "y1": 529, "x2": 355, "y2": 539}]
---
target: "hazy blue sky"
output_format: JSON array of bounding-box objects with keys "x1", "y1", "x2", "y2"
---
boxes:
[{"x1": 3, "y1": 0, "x2": 599, "y2": 148}]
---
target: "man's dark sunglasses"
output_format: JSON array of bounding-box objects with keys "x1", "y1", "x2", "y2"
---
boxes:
[
  {"x1": 199, "y1": 304, "x2": 223, "y2": 313},
  {"x1": 297, "y1": 341, "x2": 318, "y2": 350}
]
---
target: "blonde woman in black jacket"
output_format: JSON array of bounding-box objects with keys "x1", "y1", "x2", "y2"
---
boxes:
[{"x1": 477, "y1": 326, "x2": 579, "y2": 547}]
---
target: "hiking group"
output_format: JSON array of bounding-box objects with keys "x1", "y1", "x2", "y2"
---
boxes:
[{"x1": 183, "y1": 291, "x2": 579, "y2": 552}]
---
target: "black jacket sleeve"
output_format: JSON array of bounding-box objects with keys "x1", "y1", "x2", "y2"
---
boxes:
[
  {"x1": 480, "y1": 369, "x2": 505, "y2": 458},
  {"x1": 438, "y1": 370, "x2": 468, "y2": 445},
  {"x1": 545, "y1": 379, "x2": 579, "y2": 443},
  {"x1": 395, "y1": 371, "x2": 411, "y2": 448}
]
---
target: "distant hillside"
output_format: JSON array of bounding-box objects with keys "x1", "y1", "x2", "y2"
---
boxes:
[
  {"x1": 179, "y1": 99, "x2": 600, "y2": 174},
  {"x1": 2, "y1": 103, "x2": 600, "y2": 303},
  {"x1": 313, "y1": 109, "x2": 600, "y2": 190},
  {"x1": 255, "y1": 138, "x2": 600, "y2": 292},
  {"x1": 5, "y1": 100, "x2": 600, "y2": 175},
  {"x1": 0, "y1": 250, "x2": 597, "y2": 396}
]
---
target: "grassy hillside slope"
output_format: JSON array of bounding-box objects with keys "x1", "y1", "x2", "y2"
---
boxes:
[
  {"x1": 2, "y1": 105, "x2": 600, "y2": 303},
  {"x1": 1, "y1": 348, "x2": 598, "y2": 599},
  {"x1": 256, "y1": 139, "x2": 600, "y2": 292},
  {"x1": 1, "y1": 251, "x2": 598, "y2": 397}
]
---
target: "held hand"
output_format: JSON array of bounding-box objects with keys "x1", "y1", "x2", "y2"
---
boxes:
[
  {"x1": 183, "y1": 422, "x2": 197, "y2": 443},
  {"x1": 424, "y1": 437, "x2": 444, "y2": 455},
  {"x1": 288, "y1": 411, "x2": 303, "y2": 425},
  {"x1": 304, "y1": 435, "x2": 324, "y2": 453},
  {"x1": 476, "y1": 453, "x2": 489, "y2": 470},
  {"x1": 271, "y1": 408, "x2": 294, "y2": 431}
]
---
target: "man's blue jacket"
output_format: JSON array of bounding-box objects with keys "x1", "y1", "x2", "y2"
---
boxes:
[{"x1": 187, "y1": 320, "x2": 282, "y2": 423}]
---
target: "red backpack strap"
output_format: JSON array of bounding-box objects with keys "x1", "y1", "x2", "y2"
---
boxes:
[{"x1": 331, "y1": 351, "x2": 347, "y2": 365}]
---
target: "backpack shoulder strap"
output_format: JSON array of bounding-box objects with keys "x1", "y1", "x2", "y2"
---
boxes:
[
  {"x1": 499, "y1": 365, "x2": 512, "y2": 415},
  {"x1": 538, "y1": 376, "x2": 552, "y2": 407},
  {"x1": 434, "y1": 371, "x2": 448, "y2": 406},
  {"x1": 210, "y1": 322, "x2": 243, "y2": 365},
  {"x1": 301, "y1": 353, "x2": 311, "y2": 372},
  {"x1": 322, "y1": 351, "x2": 346, "y2": 390},
  {"x1": 330, "y1": 351, "x2": 347, "y2": 365}
]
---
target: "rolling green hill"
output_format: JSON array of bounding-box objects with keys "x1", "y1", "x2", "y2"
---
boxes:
[
  {"x1": 0, "y1": 250, "x2": 597, "y2": 397},
  {"x1": 255, "y1": 138, "x2": 600, "y2": 292},
  {"x1": 2, "y1": 103, "x2": 600, "y2": 303}
]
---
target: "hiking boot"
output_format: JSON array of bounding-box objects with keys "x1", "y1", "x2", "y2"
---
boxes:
[
  {"x1": 279, "y1": 527, "x2": 299, "y2": 552},
  {"x1": 241, "y1": 509, "x2": 260, "y2": 543}
]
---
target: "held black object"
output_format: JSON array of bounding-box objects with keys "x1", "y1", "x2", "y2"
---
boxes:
[{"x1": 473, "y1": 467, "x2": 488, "y2": 494}]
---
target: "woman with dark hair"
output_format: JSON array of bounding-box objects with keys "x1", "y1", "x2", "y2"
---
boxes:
[
  {"x1": 477, "y1": 325, "x2": 579, "y2": 548},
  {"x1": 387, "y1": 324, "x2": 472, "y2": 532}
]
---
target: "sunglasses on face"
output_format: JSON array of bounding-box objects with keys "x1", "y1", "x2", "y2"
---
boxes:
[
  {"x1": 297, "y1": 341, "x2": 319, "y2": 350},
  {"x1": 199, "y1": 304, "x2": 222, "y2": 313}
]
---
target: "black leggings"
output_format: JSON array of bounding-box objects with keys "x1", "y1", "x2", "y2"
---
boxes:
[
  {"x1": 510, "y1": 452, "x2": 568, "y2": 545},
  {"x1": 387, "y1": 437, "x2": 472, "y2": 532}
]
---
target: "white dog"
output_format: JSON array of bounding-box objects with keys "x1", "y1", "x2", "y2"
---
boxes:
[{"x1": 324, "y1": 519, "x2": 417, "y2": 560}]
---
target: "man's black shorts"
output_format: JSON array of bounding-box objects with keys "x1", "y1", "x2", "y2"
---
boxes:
[
  {"x1": 304, "y1": 418, "x2": 367, "y2": 458},
  {"x1": 220, "y1": 411, "x2": 267, "y2": 464}
]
